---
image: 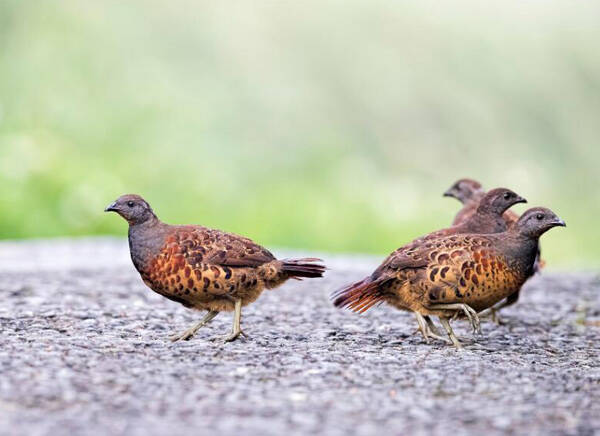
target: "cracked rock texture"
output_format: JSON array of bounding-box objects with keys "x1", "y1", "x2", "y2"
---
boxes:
[{"x1": 0, "y1": 238, "x2": 599, "y2": 436}]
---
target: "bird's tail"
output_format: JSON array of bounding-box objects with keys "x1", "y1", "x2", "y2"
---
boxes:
[
  {"x1": 281, "y1": 258, "x2": 326, "y2": 279},
  {"x1": 331, "y1": 278, "x2": 385, "y2": 313}
]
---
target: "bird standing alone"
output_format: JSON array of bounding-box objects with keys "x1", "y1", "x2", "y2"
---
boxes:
[{"x1": 105, "y1": 194, "x2": 326, "y2": 342}]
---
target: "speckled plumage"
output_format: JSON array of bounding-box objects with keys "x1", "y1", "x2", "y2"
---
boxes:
[
  {"x1": 131, "y1": 223, "x2": 315, "y2": 312},
  {"x1": 444, "y1": 179, "x2": 544, "y2": 313},
  {"x1": 332, "y1": 207, "x2": 565, "y2": 346},
  {"x1": 335, "y1": 232, "x2": 534, "y2": 315},
  {"x1": 106, "y1": 194, "x2": 325, "y2": 341}
]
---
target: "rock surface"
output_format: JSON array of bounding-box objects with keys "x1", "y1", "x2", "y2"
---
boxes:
[{"x1": 0, "y1": 238, "x2": 599, "y2": 436}]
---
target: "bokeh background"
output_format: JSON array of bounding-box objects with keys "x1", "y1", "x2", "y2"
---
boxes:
[{"x1": 1, "y1": 0, "x2": 598, "y2": 268}]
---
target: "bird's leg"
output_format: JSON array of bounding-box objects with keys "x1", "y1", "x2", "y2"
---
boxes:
[
  {"x1": 428, "y1": 303, "x2": 481, "y2": 334},
  {"x1": 223, "y1": 298, "x2": 246, "y2": 343},
  {"x1": 414, "y1": 313, "x2": 451, "y2": 344},
  {"x1": 170, "y1": 311, "x2": 219, "y2": 342},
  {"x1": 481, "y1": 292, "x2": 521, "y2": 324},
  {"x1": 425, "y1": 316, "x2": 451, "y2": 343},
  {"x1": 482, "y1": 291, "x2": 519, "y2": 324},
  {"x1": 479, "y1": 306, "x2": 504, "y2": 325},
  {"x1": 414, "y1": 312, "x2": 430, "y2": 344},
  {"x1": 424, "y1": 315, "x2": 441, "y2": 336},
  {"x1": 489, "y1": 307, "x2": 501, "y2": 324},
  {"x1": 439, "y1": 317, "x2": 462, "y2": 349}
]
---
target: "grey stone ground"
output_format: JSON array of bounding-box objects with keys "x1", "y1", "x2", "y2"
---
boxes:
[{"x1": 0, "y1": 238, "x2": 599, "y2": 436}]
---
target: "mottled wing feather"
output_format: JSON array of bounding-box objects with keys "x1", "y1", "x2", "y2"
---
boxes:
[
  {"x1": 411, "y1": 236, "x2": 522, "y2": 311},
  {"x1": 165, "y1": 226, "x2": 276, "y2": 269},
  {"x1": 370, "y1": 247, "x2": 429, "y2": 282},
  {"x1": 195, "y1": 228, "x2": 276, "y2": 268},
  {"x1": 334, "y1": 232, "x2": 531, "y2": 315},
  {"x1": 140, "y1": 226, "x2": 276, "y2": 309},
  {"x1": 374, "y1": 234, "x2": 523, "y2": 311}
]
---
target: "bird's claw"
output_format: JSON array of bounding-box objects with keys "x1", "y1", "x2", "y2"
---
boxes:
[
  {"x1": 464, "y1": 305, "x2": 482, "y2": 334},
  {"x1": 170, "y1": 330, "x2": 194, "y2": 342},
  {"x1": 223, "y1": 329, "x2": 247, "y2": 343}
]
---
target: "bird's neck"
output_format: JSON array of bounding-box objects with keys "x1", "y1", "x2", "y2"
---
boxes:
[
  {"x1": 500, "y1": 232, "x2": 539, "y2": 276},
  {"x1": 465, "y1": 191, "x2": 485, "y2": 206},
  {"x1": 464, "y1": 209, "x2": 506, "y2": 233},
  {"x1": 128, "y1": 217, "x2": 168, "y2": 273}
]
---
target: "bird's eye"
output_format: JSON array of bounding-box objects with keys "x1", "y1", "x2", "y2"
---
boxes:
[
  {"x1": 127, "y1": 201, "x2": 135, "y2": 208},
  {"x1": 503, "y1": 192, "x2": 511, "y2": 200},
  {"x1": 536, "y1": 213, "x2": 544, "y2": 220}
]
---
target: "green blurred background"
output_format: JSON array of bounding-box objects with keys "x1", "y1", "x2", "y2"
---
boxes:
[{"x1": 0, "y1": 1, "x2": 598, "y2": 268}]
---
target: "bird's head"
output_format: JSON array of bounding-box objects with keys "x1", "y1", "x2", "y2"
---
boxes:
[
  {"x1": 477, "y1": 187, "x2": 527, "y2": 215},
  {"x1": 105, "y1": 194, "x2": 156, "y2": 225},
  {"x1": 513, "y1": 207, "x2": 566, "y2": 239},
  {"x1": 443, "y1": 178, "x2": 483, "y2": 204}
]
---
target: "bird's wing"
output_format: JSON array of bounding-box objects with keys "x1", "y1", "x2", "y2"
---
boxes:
[
  {"x1": 370, "y1": 245, "x2": 430, "y2": 282},
  {"x1": 414, "y1": 234, "x2": 517, "y2": 308},
  {"x1": 186, "y1": 227, "x2": 276, "y2": 268}
]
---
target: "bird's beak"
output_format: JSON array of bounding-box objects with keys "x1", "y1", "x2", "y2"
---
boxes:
[
  {"x1": 104, "y1": 202, "x2": 118, "y2": 212},
  {"x1": 515, "y1": 196, "x2": 527, "y2": 204},
  {"x1": 443, "y1": 190, "x2": 454, "y2": 198},
  {"x1": 554, "y1": 218, "x2": 566, "y2": 228}
]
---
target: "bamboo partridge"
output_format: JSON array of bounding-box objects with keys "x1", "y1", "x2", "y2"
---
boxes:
[
  {"x1": 333, "y1": 207, "x2": 565, "y2": 348},
  {"x1": 106, "y1": 194, "x2": 326, "y2": 342}
]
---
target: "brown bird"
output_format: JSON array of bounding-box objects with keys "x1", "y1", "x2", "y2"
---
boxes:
[
  {"x1": 444, "y1": 179, "x2": 544, "y2": 319},
  {"x1": 105, "y1": 194, "x2": 326, "y2": 342},
  {"x1": 443, "y1": 178, "x2": 519, "y2": 228},
  {"x1": 338, "y1": 187, "x2": 524, "y2": 340},
  {"x1": 332, "y1": 207, "x2": 565, "y2": 348},
  {"x1": 413, "y1": 187, "x2": 526, "y2": 244},
  {"x1": 400, "y1": 187, "x2": 526, "y2": 335}
]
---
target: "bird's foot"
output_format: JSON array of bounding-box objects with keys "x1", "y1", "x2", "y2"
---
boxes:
[
  {"x1": 427, "y1": 331, "x2": 452, "y2": 344},
  {"x1": 415, "y1": 313, "x2": 451, "y2": 344},
  {"x1": 451, "y1": 304, "x2": 481, "y2": 334},
  {"x1": 169, "y1": 311, "x2": 219, "y2": 342},
  {"x1": 439, "y1": 317, "x2": 463, "y2": 349},
  {"x1": 465, "y1": 305, "x2": 482, "y2": 334},
  {"x1": 424, "y1": 316, "x2": 446, "y2": 338},
  {"x1": 170, "y1": 327, "x2": 198, "y2": 342},
  {"x1": 489, "y1": 308, "x2": 504, "y2": 325},
  {"x1": 223, "y1": 329, "x2": 247, "y2": 343}
]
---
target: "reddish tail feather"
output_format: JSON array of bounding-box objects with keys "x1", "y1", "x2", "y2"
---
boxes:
[{"x1": 331, "y1": 278, "x2": 385, "y2": 314}]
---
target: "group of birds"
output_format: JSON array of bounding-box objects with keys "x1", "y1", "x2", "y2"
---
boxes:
[{"x1": 105, "y1": 178, "x2": 565, "y2": 348}]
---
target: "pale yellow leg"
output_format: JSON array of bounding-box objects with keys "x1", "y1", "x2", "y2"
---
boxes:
[
  {"x1": 439, "y1": 317, "x2": 462, "y2": 349},
  {"x1": 414, "y1": 313, "x2": 451, "y2": 344},
  {"x1": 223, "y1": 298, "x2": 246, "y2": 342},
  {"x1": 170, "y1": 311, "x2": 219, "y2": 342},
  {"x1": 428, "y1": 303, "x2": 481, "y2": 334},
  {"x1": 414, "y1": 312, "x2": 430, "y2": 344},
  {"x1": 480, "y1": 305, "x2": 506, "y2": 325}
]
